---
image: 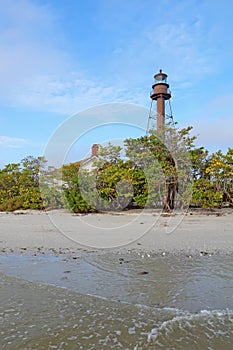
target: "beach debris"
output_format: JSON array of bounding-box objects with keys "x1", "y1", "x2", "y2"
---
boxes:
[
  {"x1": 137, "y1": 243, "x2": 142, "y2": 245},
  {"x1": 161, "y1": 213, "x2": 173, "y2": 217},
  {"x1": 147, "y1": 328, "x2": 158, "y2": 342},
  {"x1": 119, "y1": 257, "x2": 130, "y2": 264},
  {"x1": 200, "y1": 251, "x2": 208, "y2": 256},
  {"x1": 138, "y1": 271, "x2": 149, "y2": 275},
  {"x1": 63, "y1": 270, "x2": 71, "y2": 273},
  {"x1": 20, "y1": 247, "x2": 27, "y2": 251},
  {"x1": 49, "y1": 248, "x2": 57, "y2": 254},
  {"x1": 162, "y1": 252, "x2": 166, "y2": 256},
  {"x1": 128, "y1": 327, "x2": 136, "y2": 334},
  {"x1": 72, "y1": 256, "x2": 79, "y2": 260}
]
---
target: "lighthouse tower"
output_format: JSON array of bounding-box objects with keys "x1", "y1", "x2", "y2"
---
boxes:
[{"x1": 147, "y1": 69, "x2": 172, "y2": 133}]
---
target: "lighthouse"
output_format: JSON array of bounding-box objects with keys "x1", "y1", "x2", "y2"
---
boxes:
[{"x1": 147, "y1": 69, "x2": 172, "y2": 133}]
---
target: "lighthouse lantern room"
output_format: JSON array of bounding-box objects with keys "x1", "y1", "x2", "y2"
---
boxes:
[{"x1": 147, "y1": 69, "x2": 172, "y2": 133}]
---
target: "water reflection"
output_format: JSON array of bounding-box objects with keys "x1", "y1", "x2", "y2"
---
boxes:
[{"x1": 1, "y1": 252, "x2": 233, "y2": 312}]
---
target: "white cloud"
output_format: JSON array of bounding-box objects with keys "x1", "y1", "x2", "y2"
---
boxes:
[
  {"x1": 0, "y1": 0, "x2": 225, "y2": 122},
  {"x1": 0, "y1": 0, "x2": 70, "y2": 103},
  {"x1": 0, "y1": 136, "x2": 28, "y2": 149},
  {"x1": 0, "y1": 0, "x2": 147, "y2": 114},
  {"x1": 145, "y1": 22, "x2": 214, "y2": 85},
  {"x1": 11, "y1": 72, "x2": 148, "y2": 114}
]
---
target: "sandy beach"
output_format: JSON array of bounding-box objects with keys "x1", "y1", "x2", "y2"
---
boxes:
[
  {"x1": 0, "y1": 209, "x2": 232, "y2": 255},
  {"x1": 1, "y1": 209, "x2": 233, "y2": 350}
]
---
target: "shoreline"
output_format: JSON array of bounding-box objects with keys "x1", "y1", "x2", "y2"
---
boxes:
[
  {"x1": 2, "y1": 206, "x2": 232, "y2": 215},
  {"x1": 0, "y1": 209, "x2": 232, "y2": 257}
]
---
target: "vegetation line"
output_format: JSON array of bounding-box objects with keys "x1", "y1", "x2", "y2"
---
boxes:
[{"x1": 0, "y1": 126, "x2": 232, "y2": 212}]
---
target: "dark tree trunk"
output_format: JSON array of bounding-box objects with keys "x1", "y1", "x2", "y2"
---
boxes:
[{"x1": 163, "y1": 175, "x2": 178, "y2": 212}]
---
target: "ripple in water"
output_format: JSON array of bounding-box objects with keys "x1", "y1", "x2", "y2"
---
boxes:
[{"x1": 1, "y1": 252, "x2": 233, "y2": 349}]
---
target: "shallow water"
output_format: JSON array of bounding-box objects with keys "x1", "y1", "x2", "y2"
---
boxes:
[{"x1": 0, "y1": 252, "x2": 233, "y2": 349}]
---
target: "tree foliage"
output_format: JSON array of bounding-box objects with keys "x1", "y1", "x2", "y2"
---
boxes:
[
  {"x1": 0, "y1": 130, "x2": 232, "y2": 212},
  {"x1": 0, "y1": 156, "x2": 65, "y2": 211},
  {"x1": 0, "y1": 157, "x2": 45, "y2": 211}
]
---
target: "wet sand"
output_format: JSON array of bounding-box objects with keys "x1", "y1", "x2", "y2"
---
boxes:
[
  {"x1": 1, "y1": 210, "x2": 233, "y2": 349},
  {"x1": 0, "y1": 210, "x2": 232, "y2": 255}
]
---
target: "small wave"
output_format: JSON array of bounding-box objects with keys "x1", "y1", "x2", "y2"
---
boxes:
[{"x1": 148, "y1": 308, "x2": 233, "y2": 349}]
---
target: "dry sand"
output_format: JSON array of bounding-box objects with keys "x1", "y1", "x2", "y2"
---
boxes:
[{"x1": 0, "y1": 209, "x2": 232, "y2": 256}]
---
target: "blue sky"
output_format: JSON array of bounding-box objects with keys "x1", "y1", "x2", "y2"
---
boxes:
[{"x1": 0, "y1": 0, "x2": 233, "y2": 167}]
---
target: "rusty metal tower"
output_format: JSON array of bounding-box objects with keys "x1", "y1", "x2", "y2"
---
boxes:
[{"x1": 146, "y1": 69, "x2": 173, "y2": 134}]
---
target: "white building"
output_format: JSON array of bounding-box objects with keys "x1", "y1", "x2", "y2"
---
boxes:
[{"x1": 80, "y1": 144, "x2": 100, "y2": 171}]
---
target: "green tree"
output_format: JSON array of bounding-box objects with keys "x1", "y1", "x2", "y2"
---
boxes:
[
  {"x1": 206, "y1": 148, "x2": 233, "y2": 206},
  {"x1": 0, "y1": 157, "x2": 45, "y2": 211},
  {"x1": 125, "y1": 125, "x2": 194, "y2": 211},
  {"x1": 189, "y1": 147, "x2": 209, "y2": 180},
  {"x1": 62, "y1": 162, "x2": 95, "y2": 213}
]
